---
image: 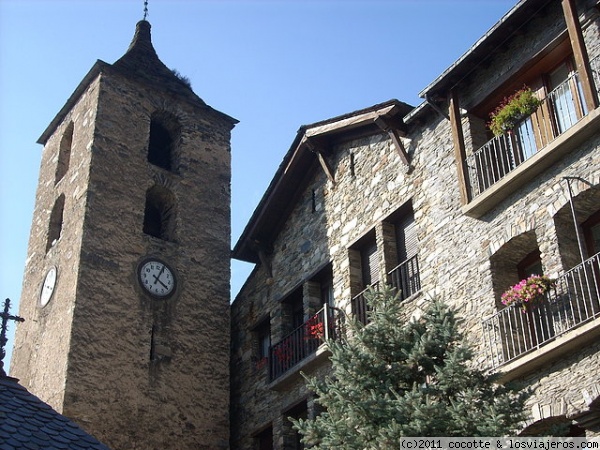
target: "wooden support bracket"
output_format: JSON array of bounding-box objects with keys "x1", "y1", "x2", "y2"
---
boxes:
[
  {"x1": 373, "y1": 116, "x2": 411, "y2": 169},
  {"x1": 562, "y1": 0, "x2": 598, "y2": 110},
  {"x1": 448, "y1": 90, "x2": 471, "y2": 205},
  {"x1": 257, "y1": 248, "x2": 272, "y2": 279},
  {"x1": 249, "y1": 239, "x2": 273, "y2": 278},
  {"x1": 305, "y1": 138, "x2": 336, "y2": 184}
]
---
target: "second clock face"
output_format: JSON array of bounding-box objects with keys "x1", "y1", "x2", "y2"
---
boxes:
[
  {"x1": 139, "y1": 259, "x2": 176, "y2": 298},
  {"x1": 40, "y1": 266, "x2": 57, "y2": 307}
]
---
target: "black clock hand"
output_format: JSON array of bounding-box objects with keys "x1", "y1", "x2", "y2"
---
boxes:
[
  {"x1": 156, "y1": 278, "x2": 168, "y2": 289},
  {"x1": 153, "y1": 265, "x2": 166, "y2": 285}
]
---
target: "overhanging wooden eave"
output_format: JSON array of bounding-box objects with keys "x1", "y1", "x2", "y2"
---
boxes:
[
  {"x1": 304, "y1": 103, "x2": 404, "y2": 139},
  {"x1": 232, "y1": 100, "x2": 414, "y2": 264}
]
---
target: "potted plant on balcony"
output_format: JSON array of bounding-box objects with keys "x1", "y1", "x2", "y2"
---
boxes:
[
  {"x1": 254, "y1": 356, "x2": 268, "y2": 370},
  {"x1": 273, "y1": 338, "x2": 294, "y2": 366},
  {"x1": 501, "y1": 274, "x2": 556, "y2": 312},
  {"x1": 305, "y1": 314, "x2": 325, "y2": 340},
  {"x1": 488, "y1": 86, "x2": 541, "y2": 136}
]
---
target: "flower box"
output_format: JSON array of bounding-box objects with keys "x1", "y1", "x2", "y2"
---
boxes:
[
  {"x1": 501, "y1": 275, "x2": 556, "y2": 312},
  {"x1": 488, "y1": 87, "x2": 541, "y2": 136}
]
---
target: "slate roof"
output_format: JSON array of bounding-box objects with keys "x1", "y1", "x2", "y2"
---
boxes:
[
  {"x1": 0, "y1": 376, "x2": 111, "y2": 450},
  {"x1": 112, "y1": 20, "x2": 207, "y2": 106}
]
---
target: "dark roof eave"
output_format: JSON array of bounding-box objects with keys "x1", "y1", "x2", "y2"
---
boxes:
[
  {"x1": 0, "y1": 377, "x2": 111, "y2": 449},
  {"x1": 37, "y1": 60, "x2": 238, "y2": 146},
  {"x1": 232, "y1": 99, "x2": 413, "y2": 263},
  {"x1": 38, "y1": 60, "x2": 108, "y2": 145},
  {"x1": 37, "y1": 60, "x2": 239, "y2": 145},
  {"x1": 418, "y1": 0, "x2": 553, "y2": 101}
]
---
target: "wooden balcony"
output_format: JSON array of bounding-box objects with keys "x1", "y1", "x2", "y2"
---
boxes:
[
  {"x1": 482, "y1": 252, "x2": 600, "y2": 376},
  {"x1": 269, "y1": 304, "x2": 341, "y2": 382},
  {"x1": 463, "y1": 56, "x2": 600, "y2": 217},
  {"x1": 468, "y1": 72, "x2": 590, "y2": 195}
]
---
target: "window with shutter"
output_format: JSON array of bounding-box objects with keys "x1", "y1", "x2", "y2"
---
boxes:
[
  {"x1": 387, "y1": 203, "x2": 421, "y2": 300},
  {"x1": 396, "y1": 211, "x2": 417, "y2": 263},
  {"x1": 361, "y1": 241, "x2": 379, "y2": 287}
]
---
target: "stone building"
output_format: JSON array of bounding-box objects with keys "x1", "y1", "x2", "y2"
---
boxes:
[
  {"x1": 230, "y1": 0, "x2": 600, "y2": 447},
  {"x1": 10, "y1": 19, "x2": 236, "y2": 450},
  {"x1": 8, "y1": 0, "x2": 600, "y2": 449}
]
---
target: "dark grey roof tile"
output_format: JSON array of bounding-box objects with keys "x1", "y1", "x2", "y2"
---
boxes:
[{"x1": 0, "y1": 377, "x2": 111, "y2": 450}]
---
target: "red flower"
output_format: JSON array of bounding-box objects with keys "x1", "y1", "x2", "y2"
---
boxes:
[
  {"x1": 305, "y1": 314, "x2": 325, "y2": 339},
  {"x1": 273, "y1": 339, "x2": 294, "y2": 363},
  {"x1": 501, "y1": 275, "x2": 555, "y2": 312}
]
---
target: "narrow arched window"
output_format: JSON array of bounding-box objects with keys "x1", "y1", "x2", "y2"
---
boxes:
[
  {"x1": 147, "y1": 112, "x2": 180, "y2": 172},
  {"x1": 55, "y1": 122, "x2": 73, "y2": 184},
  {"x1": 47, "y1": 194, "x2": 66, "y2": 251},
  {"x1": 143, "y1": 185, "x2": 177, "y2": 241}
]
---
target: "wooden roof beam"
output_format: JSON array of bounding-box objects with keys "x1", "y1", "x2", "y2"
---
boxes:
[
  {"x1": 305, "y1": 138, "x2": 335, "y2": 185},
  {"x1": 248, "y1": 239, "x2": 273, "y2": 277},
  {"x1": 373, "y1": 116, "x2": 411, "y2": 169},
  {"x1": 304, "y1": 104, "x2": 398, "y2": 138},
  {"x1": 562, "y1": 0, "x2": 598, "y2": 110},
  {"x1": 449, "y1": 90, "x2": 471, "y2": 205}
]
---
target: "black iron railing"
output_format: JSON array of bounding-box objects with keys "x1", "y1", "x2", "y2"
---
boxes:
[
  {"x1": 389, "y1": 255, "x2": 421, "y2": 301},
  {"x1": 351, "y1": 281, "x2": 380, "y2": 325},
  {"x1": 482, "y1": 252, "x2": 600, "y2": 369},
  {"x1": 269, "y1": 304, "x2": 341, "y2": 381},
  {"x1": 467, "y1": 56, "x2": 600, "y2": 197},
  {"x1": 352, "y1": 255, "x2": 421, "y2": 325}
]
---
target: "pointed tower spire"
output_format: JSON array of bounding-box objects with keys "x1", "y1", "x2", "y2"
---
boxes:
[{"x1": 113, "y1": 18, "x2": 205, "y2": 104}]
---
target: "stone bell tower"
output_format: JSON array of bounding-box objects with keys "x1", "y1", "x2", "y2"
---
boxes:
[{"x1": 11, "y1": 19, "x2": 236, "y2": 450}]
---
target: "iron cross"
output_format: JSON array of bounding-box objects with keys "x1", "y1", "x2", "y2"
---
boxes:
[{"x1": 0, "y1": 298, "x2": 24, "y2": 377}]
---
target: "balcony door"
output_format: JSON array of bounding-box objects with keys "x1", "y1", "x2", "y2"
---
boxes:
[
  {"x1": 350, "y1": 235, "x2": 379, "y2": 324},
  {"x1": 583, "y1": 210, "x2": 600, "y2": 258},
  {"x1": 517, "y1": 250, "x2": 555, "y2": 346},
  {"x1": 529, "y1": 58, "x2": 585, "y2": 151},
  {"x1": 396, "y1": 211, "x2": 417, "y2": 264},
  {"x1": 392, "y1": 210, "x2": 420, "y2": 300},
  {"x1": 517, "y1": 249, "x2": 543, "y2": 280},
  {"x1": 547, "y1": 61, "x2": 585, "y2": 134},
  {"x1": 582, "y1": 210, "x2": 600, "y2": 313},
  {"x1": 361, "y1": 240, "x2": 380, "y2": 289}
]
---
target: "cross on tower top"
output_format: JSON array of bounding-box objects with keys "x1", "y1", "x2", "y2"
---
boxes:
[
  {"x1": 143, "y1": 0, "x2": 149, "y2": 20},
  {"x1": 0, "y1": 298, "x2": 24, "y2": 377}
]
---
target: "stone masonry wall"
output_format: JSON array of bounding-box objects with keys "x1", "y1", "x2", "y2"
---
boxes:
[
  {"x1": 61, "y1": 67, "x2": 233, "y2": 450},
  {"x1": 11, "y1": 74, "x2": 101, "y2": 410},
  {"x1": 13, "y1": 62, "x2": 234, "y2": 450},
  {"x1": 231, "y1": 1, "x2": 600, "y2": 446}
]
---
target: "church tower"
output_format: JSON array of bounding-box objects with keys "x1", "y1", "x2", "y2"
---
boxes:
[{"x1": 11, "y1": 19, "x2": 236, "y2": 450}]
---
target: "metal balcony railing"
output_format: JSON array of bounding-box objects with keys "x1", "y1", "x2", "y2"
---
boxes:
[
  {"x1": 351, "y1": 283, "x2": 378, "y2": 326},
  {"x1": 482, "y1": 252, "x2": 600, "y2": 369},
  {"x1": 389, "y1": 254, "x2": 421, "y2": 301},
  {"x1": 269, "y1": 304, "x2": 341, "y2": 382},
  {"x1": 352, "y1": 255, "x2": 421, "y2": 325},
  {"x1": 467, "y1": 56, "x2": 600, "y2": 197}
]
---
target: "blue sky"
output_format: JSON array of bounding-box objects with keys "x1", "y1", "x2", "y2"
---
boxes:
[{"x1": 0, "y1": 0, "x2": 516, "y2": 371}]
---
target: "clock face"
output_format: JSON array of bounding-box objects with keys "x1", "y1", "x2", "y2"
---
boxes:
[
  {"x1": 40, "y1": 266, "x2": 57, "y2": 307},
  {"x1": 138, "y1": 259, "x2": 176, "y2": 298}
]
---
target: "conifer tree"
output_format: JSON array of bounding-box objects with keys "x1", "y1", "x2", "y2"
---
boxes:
[{"x1": 293, "y1": 286, "x2": 529, "y2": 449}]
